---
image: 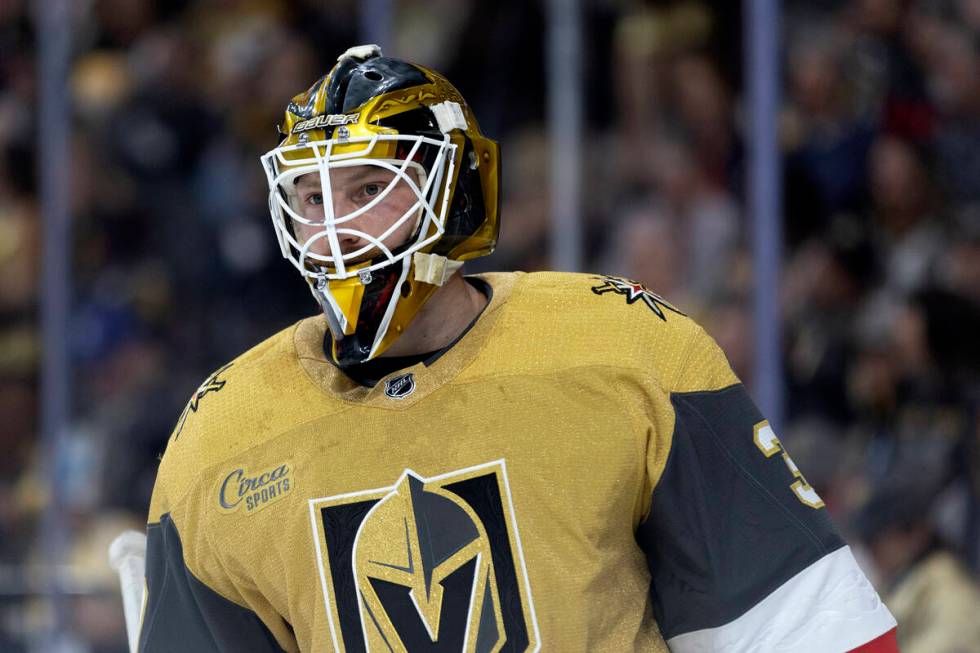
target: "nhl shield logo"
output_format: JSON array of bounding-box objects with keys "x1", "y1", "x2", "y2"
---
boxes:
[
  {"x1": 309, "y1": 460, "x2": 540, "y2": 652},
  {"x1": 384, "y1": 373, "x2": 416, "y2": 400}
]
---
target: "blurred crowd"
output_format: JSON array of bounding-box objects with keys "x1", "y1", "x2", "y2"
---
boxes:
[{"x1": 1, "y1": 0, "x2": 978, "y2": 651}]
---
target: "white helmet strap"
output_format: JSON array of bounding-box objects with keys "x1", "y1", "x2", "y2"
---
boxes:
[
  {"x1": 430, "y1": 101, "x2": 468, "y2": 133},
  {"x1": 413, "y1": 252, "x2": 463, "y2": 286}
]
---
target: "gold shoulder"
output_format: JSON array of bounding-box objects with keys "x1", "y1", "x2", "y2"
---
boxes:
[
  {"x1": 150, "y1": 319, "x2": 328, "y2": 515},
  {"x1": 670, "y1": 323, "x2": 740, "y2": 393},
  {"x1": 471, "y1": 271, "x2": 711, "y2": 386}
]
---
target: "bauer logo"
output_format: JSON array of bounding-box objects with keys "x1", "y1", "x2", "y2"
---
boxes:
[
  {"x1": 218, "y1": 462, "x2": 293, "y2": 515},
  {"x1": 384, "y1": 372, "x2": 416, "y2": 399},
  {"x1": 292, "y1": 112, "x2": 359, "y2": 133}
]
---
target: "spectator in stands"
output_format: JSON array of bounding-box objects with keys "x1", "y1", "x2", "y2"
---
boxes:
[{"x1": 855, "y1": 478, "x2": 980, "y2": 653}]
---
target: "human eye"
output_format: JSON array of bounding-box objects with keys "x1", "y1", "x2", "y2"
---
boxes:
[
  {"x1": 363, "y1": 182, "x2": 382, "y2": 197},
  {"x1": 306, "y1": 192, "x2": 323, "y2": 206}
]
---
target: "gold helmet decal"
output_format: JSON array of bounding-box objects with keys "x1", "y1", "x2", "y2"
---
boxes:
[
  {"x1": 310, "y1": 461, "x2": 540, "y2": 652},
  {"x1": 260, "y1": 45, "x2": 500, "y2": 365},
  {"x1": 354, "y1": 473, "x2": 503, "y2": 650}
]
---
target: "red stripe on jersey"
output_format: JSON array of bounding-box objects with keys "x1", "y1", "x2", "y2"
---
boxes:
[{"x1": 848, "y1": 627, "x2": 899, "y2": 653}]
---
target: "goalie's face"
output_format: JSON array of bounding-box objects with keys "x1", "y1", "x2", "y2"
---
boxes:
[
  {"x1": 292, "y1": 165, "x2": 422, "y2": 264},
  {"x1": 261, "y1": 130, "x2": 459, "y2": 363},
  {"x1": 263, "y1": 133, "x2": 455, "y2": 282},
  {"x1": 260, "y1": 49, "x2": 501, "y2": 365}
]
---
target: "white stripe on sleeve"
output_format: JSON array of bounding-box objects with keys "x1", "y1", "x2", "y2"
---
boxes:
[{"x1": 666, "y1": 546, "x2": 896, "y2": 653}]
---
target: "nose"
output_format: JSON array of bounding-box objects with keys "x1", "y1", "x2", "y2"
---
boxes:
[
  {"x1": 330, "y1": 192, "x2": 374, "y2": 255},
  {"x1": 338, "y1": 231, "x2": 368, "y2": 256},
  {"x1": 330, "y1": 191, "x2": 359, "y2": 219}
]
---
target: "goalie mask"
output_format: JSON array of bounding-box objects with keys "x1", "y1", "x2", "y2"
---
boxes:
[{"x1": 261, "y1": 44, "x2": 500, "y2": 366}]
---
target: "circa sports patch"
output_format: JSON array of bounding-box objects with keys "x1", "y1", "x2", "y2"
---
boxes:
[
  {"x1": 308, "y1": 460, "x2": 540, "y2": 652},
  {"x1": 217, "y1": 462, "x2": 294, "y2": 515},
  {"x1": 590, "y1": 275, "x2": 685, "y2": 321}
]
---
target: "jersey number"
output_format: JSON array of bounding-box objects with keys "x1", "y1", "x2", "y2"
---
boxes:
[{"x1": 753, "y1": 421, "x2": 825, "y2": 509}]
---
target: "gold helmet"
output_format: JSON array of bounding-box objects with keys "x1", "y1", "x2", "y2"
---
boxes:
[
  {"x1": 352, "y1": 473, "x2": 504, "y2": 649},
  {"x1": 260, "y1": 44, "x2": 500, "y2": 366}
]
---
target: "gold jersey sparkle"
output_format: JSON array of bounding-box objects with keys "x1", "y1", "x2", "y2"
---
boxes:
[{"x1": 140, "y1": 272, "x2": 893, "y2": 653}]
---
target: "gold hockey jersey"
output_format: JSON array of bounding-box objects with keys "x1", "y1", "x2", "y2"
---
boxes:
[{"x1": 140, "y1": 272, "x2": 896, "y2": 653}]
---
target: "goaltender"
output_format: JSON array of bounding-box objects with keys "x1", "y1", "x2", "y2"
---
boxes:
[{"x1": 140, "y1": 45, "x2": 899, "y2": 652}]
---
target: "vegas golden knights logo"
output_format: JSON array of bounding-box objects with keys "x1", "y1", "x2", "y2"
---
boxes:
[
  {"x1": 309, "y1": 460, "x2": 540, "y2": 652},
  {"x1": 590, "y1": 275, "x2": 684, "y2": 321}
]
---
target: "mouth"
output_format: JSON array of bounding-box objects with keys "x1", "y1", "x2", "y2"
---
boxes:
[{"x1": 302, "y1": 251, "x2": 379, "y2": 278}]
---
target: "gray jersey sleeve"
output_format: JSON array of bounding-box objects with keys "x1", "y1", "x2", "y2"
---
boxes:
[{"x1": 139, "y1": 513, "x2": 288, "y2": 653}]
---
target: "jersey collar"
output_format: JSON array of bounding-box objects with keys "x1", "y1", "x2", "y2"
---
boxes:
[{"x1": 294, "y1": 273, "x2": 516, "y2": 407}]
